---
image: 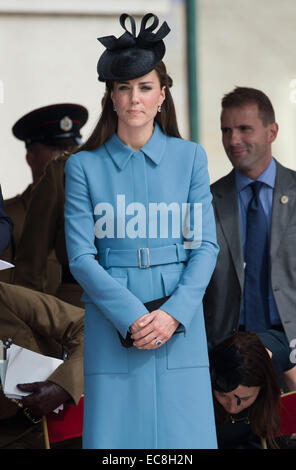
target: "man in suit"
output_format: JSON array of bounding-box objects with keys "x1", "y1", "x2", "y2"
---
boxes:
[
  {"x1": 0, "y1": 185, "x2": 13, "y2": 254},
  {"x1": 0, "y1": 281, "x2": 84, "y2": 449},
  {"x1": 0, "y1": 103, "x2": 88, "y2": 291},
  {"x1": 204, "y1": 87, "x2": 296, "y2": 346}
]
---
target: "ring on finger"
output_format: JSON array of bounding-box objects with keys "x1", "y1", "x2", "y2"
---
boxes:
[{"x1": 154, "y1": 338, "x2": 162, "y2": 346}]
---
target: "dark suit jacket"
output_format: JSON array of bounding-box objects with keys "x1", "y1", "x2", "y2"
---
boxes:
[
  {"x1": 0, "y1": 185, "x2": 13, "y2": 254},
  {"x1": 204, "y1": 160, "x2": 296, "y2": 344}
]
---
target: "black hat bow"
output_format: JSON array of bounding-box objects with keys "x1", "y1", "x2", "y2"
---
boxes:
[{"x1": 97, "y1": 13, "x2": 170, "y2": 82}]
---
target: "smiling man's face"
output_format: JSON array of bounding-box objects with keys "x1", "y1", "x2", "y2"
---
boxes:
[{"x1": 220, "y1": 103, "x2": 278, "y2": 179}]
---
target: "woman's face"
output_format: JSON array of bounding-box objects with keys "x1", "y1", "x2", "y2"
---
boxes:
[
  {"x1": 213, "y1": 384, "x2": 261, "y2": 414},
  {"x1": 111, "y1": 70, "x2": 165, "y2": 133}
]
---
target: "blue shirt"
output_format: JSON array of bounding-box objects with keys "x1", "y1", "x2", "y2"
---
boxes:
[{"x1": 235, "y1": 157, "x2": 281, "y2": 326}]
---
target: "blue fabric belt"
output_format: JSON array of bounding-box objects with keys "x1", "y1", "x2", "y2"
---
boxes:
[{"x1": 98, "y1": 243, "x2": 189, "y2": 269}]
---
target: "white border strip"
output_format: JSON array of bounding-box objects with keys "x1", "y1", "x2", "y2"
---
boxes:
[{"x1": 0, "y1": 0, "x2": 170, "y2": 15}]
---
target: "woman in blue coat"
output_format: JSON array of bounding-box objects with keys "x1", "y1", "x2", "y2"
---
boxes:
[{"x1": 64, "y1": 13, "x2": 219, "y2": 449}]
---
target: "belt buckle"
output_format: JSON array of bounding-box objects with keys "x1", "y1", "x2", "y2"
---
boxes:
[{"x1": 138, "y1": 248, "x2": 150, "y2": 269}]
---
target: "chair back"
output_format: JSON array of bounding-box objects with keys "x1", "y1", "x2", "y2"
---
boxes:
[
  {"x1": 44, "y1": 396, "x2": 84, "y2": 447},
  {"x1": 276, "y1": 391, "x2": 296, "y2": 437},
  {"x1": 261, "y1": 391, "x2": 296, "y2": 448}
]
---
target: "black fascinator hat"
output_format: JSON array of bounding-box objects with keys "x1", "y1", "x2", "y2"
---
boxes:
[{"x1": 97, "y1": 13, "x2": 170, "y2": 82}]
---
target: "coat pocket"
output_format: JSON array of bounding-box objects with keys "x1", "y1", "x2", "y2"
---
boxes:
[
  {"x1": 161, "y1": 267, "x2": 184, "y2": 297},
  {"x1": 165, "y1": 328, "x2": 209, "y2": 370},
  {"x1": 161, "y1": 269, "x2": 209, "y2": 369},
  {"x1": 84, "y1": 277, "x2": 129, "y2": 375}
]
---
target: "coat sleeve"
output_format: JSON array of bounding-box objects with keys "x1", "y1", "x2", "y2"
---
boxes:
[
  {"x1": 0, "y1": 282, "x2": 84, "y2": 405},
  {"x1": 0, "y1": 185, "x2": 13, "y2": 255},
  {"x1": 159, "y1": 144, "x2": 219, "y2": 333},
  {"x1": 64, "y1": 154, "x2": 148, "y2": 338}
]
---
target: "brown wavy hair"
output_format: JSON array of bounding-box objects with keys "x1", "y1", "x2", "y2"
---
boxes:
[
  {"x1": 211, "y1": 332, "x2": 281, "y2": 448},
  {"x1": 76, "y1": 61, "x2": 181, "y2": 153}
]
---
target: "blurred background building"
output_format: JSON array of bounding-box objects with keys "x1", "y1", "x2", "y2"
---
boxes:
[{"x1": 0, "y1": 0, "x2": 296, "y2": 198}]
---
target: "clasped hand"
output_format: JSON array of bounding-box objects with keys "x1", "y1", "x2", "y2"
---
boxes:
[{"x1": 130, "y1": 309, "x2": 179, "y2": 350}]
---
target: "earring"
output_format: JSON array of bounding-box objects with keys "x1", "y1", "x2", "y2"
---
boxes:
[
  {"x1": 113, "y1": 104, "x2": 117, "y2": 112},
  {"x1": 157, "y1": 105, "x2": 162, "y2": 113}
]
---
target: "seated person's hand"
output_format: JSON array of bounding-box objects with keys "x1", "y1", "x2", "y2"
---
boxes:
[
  {"x1": 17, "y1": 381, "x2": 71, "y2": 416},
  {"x1": 130, "y1": 309, "x2": 179, "y2": 350}
]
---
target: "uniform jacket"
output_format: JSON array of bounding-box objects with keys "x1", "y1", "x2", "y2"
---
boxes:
[
  {"x1": 203, "y1": 160, "x2": 296, "y2": 344},
  {"x1": 0, "y1": 184, "x2": 60, "y2": 294},
  {"x1": 14, "y1": 156, "x2": 83, "y2": 306},
  {"x1": 65, "y1": 124, "x2": 219, "y2": 449},
  {"x1": 0, "y1": 185, "x2": 32, "y2": 284},
  {"x1": 0, "y1": 281, "x2": 84, "y2": 447},
  {"x1": 0, "y1": 185, "x2": 13, "y2": 254}
]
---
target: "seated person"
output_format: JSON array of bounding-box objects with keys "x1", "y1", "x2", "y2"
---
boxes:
[
  {"x1": 209, "y1": 331, "x2": 296, "y2": 449},
  {"x1": 0, "y1": 281, "x2": 84, "y2": 449}
]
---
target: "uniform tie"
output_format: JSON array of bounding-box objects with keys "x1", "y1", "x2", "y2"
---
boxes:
[{"x1": 244, "y1": 181, "x2": 270, "y2": 332}]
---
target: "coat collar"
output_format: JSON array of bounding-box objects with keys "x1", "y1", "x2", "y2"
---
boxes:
[{"x1": 104, "y1": 123, "x2": 166, "y2": 170}]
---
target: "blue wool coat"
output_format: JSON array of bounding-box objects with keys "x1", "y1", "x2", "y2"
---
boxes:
[{"x1": 64, "y1": 124, "x2": 219, "y2": 449}]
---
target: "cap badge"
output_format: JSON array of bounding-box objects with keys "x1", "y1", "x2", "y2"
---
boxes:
[{"x1": 60, "y1": 116, "x2": 73, "y2": 132}]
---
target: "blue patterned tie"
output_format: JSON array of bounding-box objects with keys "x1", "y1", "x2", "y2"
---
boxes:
[{"x1": 244, "y1": 181, "x2": 270, "y2": 332}]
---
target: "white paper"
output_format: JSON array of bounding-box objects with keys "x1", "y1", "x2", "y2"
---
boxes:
[
  {"x1": 53, "y1": 404, "x2": 64, "y2": 413},
  {"x1": 0, "y1": 260, "x2": 14, "y2": 271},
  {"x1": 4, "y1": 344, "x2": 63, "y2": 399}
]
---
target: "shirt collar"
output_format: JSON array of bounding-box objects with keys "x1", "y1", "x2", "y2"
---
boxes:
[
  {"x1": 235, "y1": 157, "x2": 276, "y2": 193},
  {"x1": 104, "y1": 123, "x2": 166, "y2": 170}
]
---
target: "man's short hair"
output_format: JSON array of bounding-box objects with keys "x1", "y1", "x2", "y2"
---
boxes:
[{"x1": 221, "y1": 87, "x2": 276, "y2": 126}]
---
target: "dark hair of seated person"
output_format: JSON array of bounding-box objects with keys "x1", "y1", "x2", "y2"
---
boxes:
[{"x1": 209, "y1": 332, "x2": 281, "y2": 447}]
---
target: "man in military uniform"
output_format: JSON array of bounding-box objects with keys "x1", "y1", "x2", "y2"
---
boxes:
[
  {"x1": 0, "y1": 281, "x2": 84, "y2": 449},
  {"x1": 0, "y1": 103, "x2": 88, "y2": 293},
  {"x1": 14, "y1": 154, "x2": 84, "y2": 307},
  {"x1": 0, "y1": 185, "x2": 13, "y2": 255}
]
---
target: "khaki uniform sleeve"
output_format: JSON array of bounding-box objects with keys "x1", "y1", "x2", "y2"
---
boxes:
[
  {"x1": 14, "y1": 160, "x2": 64, "y2": 294},
  {"x1": 0, "y1": 282, "x2": 84, "y2": 405}
]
